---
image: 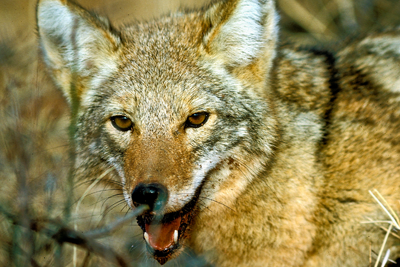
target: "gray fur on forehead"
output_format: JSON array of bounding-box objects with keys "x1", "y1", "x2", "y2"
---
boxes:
[
  {"x1": 114, "y1": 18, "x2": 206, "y2": 93},
  {"x1": 121, "y1": 14, "x2": 204, "y2": 60}
]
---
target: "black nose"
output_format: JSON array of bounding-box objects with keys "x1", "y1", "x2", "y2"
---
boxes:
[{"x1": 131, "y1": 183, "x2": 168, "y2": 211}]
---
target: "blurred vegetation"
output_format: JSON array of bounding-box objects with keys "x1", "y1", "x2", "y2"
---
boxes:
[
  {"x1": 278, "y1": 0, "x2": 400, "y2": 45},
  {"x1": 1, "y1": 0, "x2": 400, "y2": 266}
]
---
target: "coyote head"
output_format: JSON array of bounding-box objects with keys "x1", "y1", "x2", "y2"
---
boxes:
[{"x1": 37, "y1": 0, "x2": 278, "y2": 264}]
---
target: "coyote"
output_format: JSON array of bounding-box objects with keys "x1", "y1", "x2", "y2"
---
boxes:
[{"x1": 37, "y1": 0, "x2": 400, "y2": 266}]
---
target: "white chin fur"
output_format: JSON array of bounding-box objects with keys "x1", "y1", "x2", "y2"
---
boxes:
[{"x1": 167, "y1": 152, "x2": 222, "y2": 211}]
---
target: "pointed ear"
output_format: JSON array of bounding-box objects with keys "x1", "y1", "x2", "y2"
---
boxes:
[
  {"x1": 37, "y1": 0, "x2": 121, "y2": 105},
  {"x1": 202, "y1": 0, "x2": 278, "y2": 68}
]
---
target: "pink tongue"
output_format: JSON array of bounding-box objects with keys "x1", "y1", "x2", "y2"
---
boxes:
[{"x1": 145, "y1": 217, "x2": 181, "y2": 251}]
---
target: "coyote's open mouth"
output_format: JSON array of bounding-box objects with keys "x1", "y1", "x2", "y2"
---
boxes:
[{"x1": 136, "y1": 192, "x2": 199, "y2": 265}]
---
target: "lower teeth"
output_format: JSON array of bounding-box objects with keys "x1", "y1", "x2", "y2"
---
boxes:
[
  {"x1": 144, "y1": 232, "x2": 150, "y2": 244},
  {"x1": 173, "y1": 230, "x2": 178, "y2": 243}
]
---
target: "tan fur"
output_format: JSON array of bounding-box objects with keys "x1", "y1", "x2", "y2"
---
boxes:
[{"x1": 37, "y1": 0, "x2": 400, "y2": 266}]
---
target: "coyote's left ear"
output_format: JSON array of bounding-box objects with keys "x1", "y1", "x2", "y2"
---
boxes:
[
  {"x1": 37, "y1": 0, "x2": 121, "y2": 105},
  {"x1": 203, "y1": 0, "x2": 278, "y2": 70}
]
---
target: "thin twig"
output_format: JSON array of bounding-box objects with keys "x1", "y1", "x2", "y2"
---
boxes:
[
  {"x1": 369, "y1": 190, "x2": 400, "y2": 230},
  {"x1": 374, "y1": 223, "x2": 393, "y2": 267},
  {"x1": 381, "y1": 249, "x2": 390, "y2": 267},
  {"x1": 86, "y1": 204, "x2": 149, "y2": 239},
  {"x1": 373, "y1": 190, "x2": 400, "y2": 229},
  {"x1": 369, "y1": 242, "x2": 372, "y2": 267},
  {"x1": 361, "y1": 217, "x2": 400, "y2": 239}
]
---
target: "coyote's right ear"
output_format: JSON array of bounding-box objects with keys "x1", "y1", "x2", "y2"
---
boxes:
[
  {"x1": 202, "y1": 0, "x2": 278, "y2": 71},
  {"x1": 37, "y1": 0, "x2": 121, "y2": 105}
]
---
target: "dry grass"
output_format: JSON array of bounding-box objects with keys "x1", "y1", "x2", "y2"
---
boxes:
[
  {"x1": 1, "y1": 0, "x2": 400, "y2": 266},
  {"x1": 361, "y1": 190, "x2": 400, "y2": 267}
]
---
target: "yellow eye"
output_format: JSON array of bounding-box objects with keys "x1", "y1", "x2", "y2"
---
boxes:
[
  {"x1": 111, "y1": 116, "x2": 133, "y2": 131},
  {"x1": 185, "y1": 112, "x2": 209, "y2": 128}
]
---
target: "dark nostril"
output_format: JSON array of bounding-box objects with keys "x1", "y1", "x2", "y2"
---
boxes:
[{"x1": 131, "y1": 183, "x2": 168, "y2": 211}]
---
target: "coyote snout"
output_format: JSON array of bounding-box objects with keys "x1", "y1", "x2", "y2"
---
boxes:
[
  {"x1": 132, "y1": 179, "x2": 199, "y2": 264},
  {"x1": 131, "y1": 182, "x2": 183, "y2": 264}
]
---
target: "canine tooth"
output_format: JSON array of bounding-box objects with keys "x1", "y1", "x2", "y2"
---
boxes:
[
  {"x1": 173, "y1": 230, "x2": 178, "y2": 243},
  {"x1": 144, "y1": 232, "x2": 149, "y2": 244}
]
